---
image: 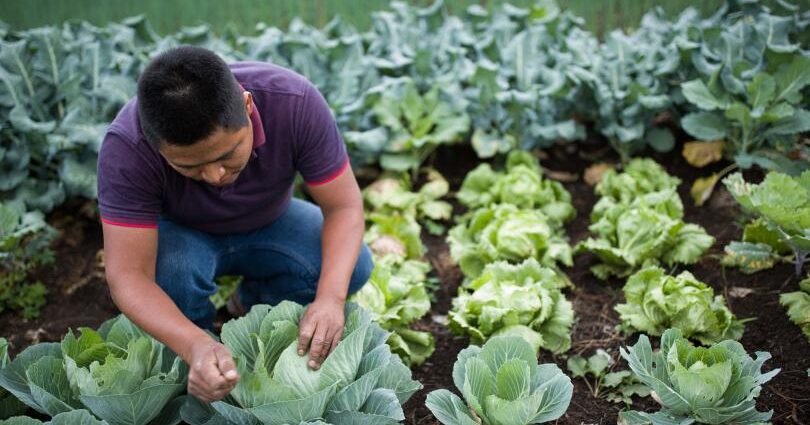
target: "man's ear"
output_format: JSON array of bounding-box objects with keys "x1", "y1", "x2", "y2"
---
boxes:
[{"x1": 243, "y1": 91, "x2": 253, "y2": 115}]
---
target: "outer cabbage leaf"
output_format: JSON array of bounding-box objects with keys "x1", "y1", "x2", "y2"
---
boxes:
[{"x1": 182, "y1": 302, "x2": 421, "y2": 425}]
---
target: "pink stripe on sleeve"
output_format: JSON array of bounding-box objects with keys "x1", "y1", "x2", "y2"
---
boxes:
[
  {"x1": 100, "y1": 217, "x2": 158, "y2": 229},
  {"x1": 305, "y1": 157, "x2": 350, "y2": 187}
]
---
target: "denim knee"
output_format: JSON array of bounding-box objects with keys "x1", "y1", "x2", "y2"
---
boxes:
[{"x1": 348, "y1": 243, "x2": 374, "y2": 296}]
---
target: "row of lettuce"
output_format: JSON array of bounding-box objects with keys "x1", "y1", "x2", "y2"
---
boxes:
[
  {"x1": 1, "y1": 0, "x2": 809, "y2": 317},
  {"x1": 0, "y1": 304, "x2": 783, "y2": 425}
]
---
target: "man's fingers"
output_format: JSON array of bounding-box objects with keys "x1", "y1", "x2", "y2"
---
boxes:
[
  {"x1": 308, "y1": 326, "x2": 332, "y2": 369},
  {"x1": 213, "y1": 344, "x2": 240, "y2": 382},
  {"x1": 297, "y1": 315, "x2": 316, "y2": 356},
  {"x1": 328, "y1": 328, "x2": 343, "y2": 356}
]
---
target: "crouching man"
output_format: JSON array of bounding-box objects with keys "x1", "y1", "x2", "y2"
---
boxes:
[{"x1": 97, "y1": 46, "x2": 373, "y2": 402}]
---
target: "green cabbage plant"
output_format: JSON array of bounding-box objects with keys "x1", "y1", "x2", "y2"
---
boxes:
[
  {"x1": 0, "y1": 410, "x2": 108, "y2": 425},
  {"x1": 615, "y1": 266, "x2": 745, "y2": 345},
  {"x1": 425, "y1": 336, "x2": 573, "y2": 425},
  {"x1": 0, "y1": 338, "x2": 26, "y2": 419},
  {"x1": 449, "y1": 259, "x2": 574, "y2": 354},
  {"x1": 181, "y1": 301, "x2": 421, "y2": 425},
  {"x1": 448, "y1": 204, "x2": 572, "y2": 278},
  {"x1": 780, "y1": 275, "x2": 810, "y2": 342},
  {"x1": 0, "y1": 315, "x2": 187, "y2": 425},
  {"x1": 457, "y1": 151, "x2": 575, "y2": 226},
  {"x1": 619, "y1": 328, "x2": 780, "y2": 425},
  {"x1": 352, "y1": 256, "x2": 434, "y2": 367},
  {"x1": 723, "y1": 171, "x2": 810, "y2": 276}
]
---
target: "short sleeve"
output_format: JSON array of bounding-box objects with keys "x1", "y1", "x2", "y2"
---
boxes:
[
  {"x1": 96, "y1": 131, "x2": 163, "y2": 228},
  {"x1": 292, "y1": 83, "x2": 349, "y2": 186}
]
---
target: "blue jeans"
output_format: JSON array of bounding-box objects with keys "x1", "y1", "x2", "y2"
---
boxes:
[{"x1": 155, "y1": 198, "x2": 373, "y2": 330}]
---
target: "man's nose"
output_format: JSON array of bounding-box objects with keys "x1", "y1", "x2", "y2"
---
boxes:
[{"x1": 201, "y1": 164, "x2": 226, "y2": 184}]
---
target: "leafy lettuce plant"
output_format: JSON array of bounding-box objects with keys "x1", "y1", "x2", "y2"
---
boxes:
[
  {"x1": 0, "y1": 202, "x2": 54, "y2": 319},
  {"x1": 577, "y1": 189, "x2": 714, "y2": 279},
  {"x1": 448, "y1": 204, "x2": 572, "y2": 278},
  {"x1": 365, "y1": 213, "x2": 425, "y2": 260},
  {"x1": 779, "y1": 275, "x2": 810, "y2": 342},
  {"x1": 457, "y1": 151, "x2": 575, "y2": 226},
  {"x1": 352, "y1": 256, "x2": 434, "y2": 367},
  {"x1": 578, "y1": 159, "x2": 713, "y2": 279},
  {"x1": 425, "y1": 336, "x2": 573, "y2": 425},
  {"x1": 0, "y1": 338, "x2": 26, "y2": 419},
  {"x1": 619, "y1": 328, "x2": 780, "y2": 425},
  {"x1": 363, "y1": 171, "x2": 452, "y2": 234},
  {"x1": 615, "y1": 267, "x2": 745, "y2": 345},
  {"x1": 0, "y1": 315, "x2": 187, "y2": 425},
  {"x1": 181, "y1": 301, "x2": 422, "y2": 425},
  {"x1": 449, "y1": 259, "x2": 573, "y2": 355},
  {"x1": 590, "y1": 158, "x2": 680, "y2": 218},
  {"x1": 722, "y1": 171, "x2": 810, "y2": 276},
  {"x1": 0, "y1": 410, "x2": 108, "y2": 425}
]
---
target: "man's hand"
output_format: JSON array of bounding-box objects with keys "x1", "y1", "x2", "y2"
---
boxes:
[
  {"x1": 297, "y1": 297, "x2": 346, "y2": 370},
  {"x1": 186, "y1": 337, "x2": 240, "y2": 403}
]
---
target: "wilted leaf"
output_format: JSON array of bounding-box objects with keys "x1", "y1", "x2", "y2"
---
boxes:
[
  {"x1": 690, "y1": 174, "x2": 718, "y2": 207},
  {"x1": 682, "y1": 141, "x2": 725, "y2": 168},
  {"x1": 584, "y1": 163, "x2": 615, "y2": 186},
  {"x1": 722, "y1": 241, "x2": 778, "y2": 273}
]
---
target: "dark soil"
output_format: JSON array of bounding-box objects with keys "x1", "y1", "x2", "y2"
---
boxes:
[{"x1": 2, "y1": 144, "x2": 808, "y2": 424}]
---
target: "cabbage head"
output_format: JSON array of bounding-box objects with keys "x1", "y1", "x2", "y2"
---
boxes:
[
  {"x1": 426, "y1": 336, "x2": 573, "y2": 425},
  {"x1": 0, "y1": 315, "x2": 187, "y2": 425},
  {"x1": 181, "y1": 301, "x2": 421, "y2": 425},
  {"x1": 620, "y1": 328, "x2": 779, "y2": 425}
]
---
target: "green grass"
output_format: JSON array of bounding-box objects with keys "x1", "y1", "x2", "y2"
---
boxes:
[{"x1": 5, "y1": 0, "x2": 805, "y2": 37}]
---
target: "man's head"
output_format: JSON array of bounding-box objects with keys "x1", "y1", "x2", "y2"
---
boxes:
[{"x1": 137, "y1": 46, "x2": 254, "y2": 186}]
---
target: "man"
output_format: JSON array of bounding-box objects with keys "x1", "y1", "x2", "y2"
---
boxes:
[{"x1": 97, "y1": 46, "x2": 373, "y2": 403}]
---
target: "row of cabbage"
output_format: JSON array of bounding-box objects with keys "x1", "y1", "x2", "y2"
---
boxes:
[{"x1": 0, "y1": 306, "x2": 783, "y2": 424}]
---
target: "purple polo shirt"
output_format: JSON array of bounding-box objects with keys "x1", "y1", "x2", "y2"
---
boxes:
[{"x1": 97, "y1": 61, "x2": 348, "y2": 234}]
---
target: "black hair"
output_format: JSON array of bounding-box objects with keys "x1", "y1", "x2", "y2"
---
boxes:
[{"x1": 137, "y1": 46, "x2": 248, "y2": 147}]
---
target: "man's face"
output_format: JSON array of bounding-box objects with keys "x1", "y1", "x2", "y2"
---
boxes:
[{"x1": 159, "y1": 91, "x2": 255, "y2": 187}]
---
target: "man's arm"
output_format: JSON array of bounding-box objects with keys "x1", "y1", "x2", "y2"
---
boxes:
[
  {"x1": 296, "y1": 165, "x2": 365, "y2": 369},
  {"x1": 102, "y1": 223, "x2": 239, "y2": 402}
]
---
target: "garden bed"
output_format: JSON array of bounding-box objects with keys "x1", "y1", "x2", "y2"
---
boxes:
[{"x1": 1, "y1": 144, "x2": 808, "y2": 424}]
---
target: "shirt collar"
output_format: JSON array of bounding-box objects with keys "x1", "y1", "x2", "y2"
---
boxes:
[
  {"x1": 248, "y1": 93, "x2": 266, "y2": 150},
  {"x1": 239, "y1": 83, "x2": 266, "y2": 150}
]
